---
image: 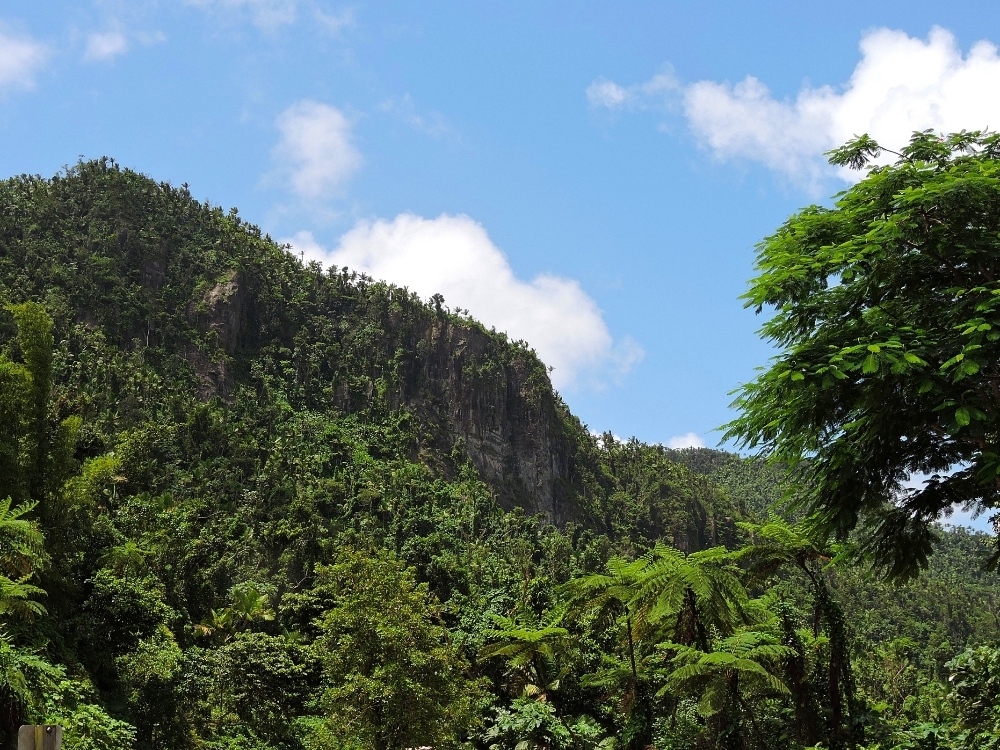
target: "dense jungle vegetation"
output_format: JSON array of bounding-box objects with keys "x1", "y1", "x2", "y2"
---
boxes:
[{"x1": 0, "y1": 151, "x2": 998, "y2": 750}]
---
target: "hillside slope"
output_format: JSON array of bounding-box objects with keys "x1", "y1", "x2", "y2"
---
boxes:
[
  {"x1": 0, "y1": 159, "x2": 745, "y2": 744},
  {"x1": 1, "y1": 160, "x2": 997, "y2": 750},
  {"x1": 1, "y1": 159, "x2": 581, "y2": 522}
]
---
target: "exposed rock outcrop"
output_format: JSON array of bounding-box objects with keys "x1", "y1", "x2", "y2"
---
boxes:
[
  {"x1": 405, "y1": 319, "x2": 574, "y2": 524},
  {"x1": 181, "y1": 270, "x2": 246, "y2": 400},
  {"x1": 180, "y1": 270, "x2": 575, "y2": 522},
  {"x1": 205, "y1": 270, "x2": 245, "y2": 355}
]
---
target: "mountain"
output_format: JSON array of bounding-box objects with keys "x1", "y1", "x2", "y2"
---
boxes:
[
  {"x1": 0, "y1": 159, "x2": 744, "y2": 540},
  {"x1": 0, "y1": 159, "x2": 997, "y2": 750}
]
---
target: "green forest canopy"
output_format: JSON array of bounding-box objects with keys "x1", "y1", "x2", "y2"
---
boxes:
[
  {"x1": 726, "y1": 130, "x2": 1000, "y2": 579},
  {"x1": 0, "y1": 150, "x2": 996, "y2": 750}
]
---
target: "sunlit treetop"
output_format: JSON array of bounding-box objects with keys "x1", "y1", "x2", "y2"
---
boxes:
[{"x1": 726, "y1": 129, "x2": 1000, "y2": 579}]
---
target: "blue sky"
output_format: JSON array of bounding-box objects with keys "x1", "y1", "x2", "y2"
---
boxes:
[{"x1": 3, "y1": 2, "x2": 1000, "y2": 532}]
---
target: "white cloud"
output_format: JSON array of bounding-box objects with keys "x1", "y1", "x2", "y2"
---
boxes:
[
  {"x1": 586, "y1": 72, "x2": 678, "y2": 111},
  {"x1": 136, "y1": 31, "x2": 168, "y2": 47},
  {"x1": 273, "y1": 100, "x2": 362, "y2": 199},
  {"x1": 286, "y1": 229, "x2": 328, "y2": 265},
  {"x1": 185, "y1": 0, "x2": 299, "y2": 30},
  {"x1": 666, "y1": 432, "x2": 705, "y2": 449},
  {"x1": 591, "y1": 27, "x2": 1000, "y2": 186},
  {"x1": 314, "y1": 6, "x2": 353, "y2": 35},
  {"x1": 284, "y1": 214, "x2": 642, "y2": 389},
  {"x1": 380, "y1": 94, "x2": 457, "y2": 139},
  {"x1": 0, "y1": 28, "x2": 48, "y2": 90},
  {"x1": 186, "y1": 1, "x2": 352, "y2": 32},
  {"x1": 611, "y1": 336, "x2": 645, "y2": 382},
  {"x1": 84, "y1": 31, "x2": 128, "y2": 61},
  {"x1": 587, "y1": 79, "x2": 632, "y2": 109}
]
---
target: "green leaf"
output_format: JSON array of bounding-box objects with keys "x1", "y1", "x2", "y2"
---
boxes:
[
  {"x1": 955, "y1": 406, "x2": 971, "y2": 426},
  {"x1": 941, "y1": 353, "x2": 965, "y2": 370},
  {"x1": 862, "y1": 354, "x2": 879, "y2": 374}
]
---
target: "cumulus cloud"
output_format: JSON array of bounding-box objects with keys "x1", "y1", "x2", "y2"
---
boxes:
[
  {"x1": 0, "y1": 28, "x2": 48, "y2": 90},
  {"x1": 285, "y1": 214, "x2": 643, "y2": 389},
  {"x1": 185, "y1": 0, "x2": 299, "y2": 30},
  {"x1": 84, "y1": 31, "x2": 128, "y2": 61},
  {"x1": 666, "y1": 432, "x2": 706, "y2": 449},
  {"x1": 273, "y1": 100, "x2": 362, "y2": 199},
  {"x1": 591, "y1": 27, "x2": 1000, "y2": 186},
  {"x1": 286, "y1": 229, "x2": 327, "y2": 264}
]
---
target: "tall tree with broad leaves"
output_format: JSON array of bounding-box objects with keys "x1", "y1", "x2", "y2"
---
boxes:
[
  {"x1": 725, "y1": 130, "x2": 1000, "y2": 578},
  {"x1": 0, "y1": 498, "x2": 47, "y2": 626},
  {"x1": 5, "y1": 304, "x2": 53, "y2": 502},
  {"x1": 0, "y1": 495, "x2": 48, "y2": 746},
  {"x1": 630, "y1": 545, "x2": 751, "y2": 652},
  {"x1": 561, "y1": 556, "x2": 649, "y2": 749}
]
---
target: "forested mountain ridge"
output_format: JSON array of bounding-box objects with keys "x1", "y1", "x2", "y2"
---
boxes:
[
  {"x1": 1, "y1": 157, "x2": 574, "y2": 522},
  {"x1": 0, "y1": 158, "x2": 737, "y2": 541},
  {"x1": 0, "y1": 159, "x2": 997, "y2": 750}
]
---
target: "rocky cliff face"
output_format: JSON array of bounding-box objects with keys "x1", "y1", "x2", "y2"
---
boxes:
[
  {"x1": 404, "y1": 319, "x2": 575, "y2": 524},
  {"x1": 185, "y1": 268, "x2": 579, "y2": 523},
  {"x1": 182, "y1": 270, "x2": 246, "y2": 399}
]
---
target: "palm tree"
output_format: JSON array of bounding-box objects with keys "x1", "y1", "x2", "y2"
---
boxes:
[
  {"x1": 632, "y1": 544, "x2": 752, "y2": 651},
  {"x1": 194, "y1": 584, "x2": 274, "y2": 643},
  {"x1": 479, "y1": 614, "x2": 576, "y2": 702},
  {"x1": 733, "y1": 519, "x2": 860, "y2": 749},
  {"x1": 0, "y1": 495, "x2": 50, "y2": 744},
  {"x1": 561, "y1": 556, "x2": 649, "y2": 749},
  {"x1": 0, "y1": 498, "x2": 46, "y2": 580},
  {"x1": 230, "y1": 584, "x2": 275, "y2": 626},
  {"x1": 0, "y1": 498, "x2": 47, "y2": 625},
  {"x1": 0, "y1": 631, "x2": 62, "y2": 745},
  {"x1": 562, "y1": 560, "x2": 645, "y2": 699},
  {"x1": 562, "y1": 546, "x2": 755, "y2": 750},
  {"x1": 732, "y1": 518, "x2": 835, "y2": 609},
  {"x1": 657, "y1": 626, "x2": 795, "y2": 750},
  {"x1": 0, "y1": 578, "x2": 46, "y2": 624},
  {"x1": 194, "y1": 608, "x2": 236, "y2": 642}
]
